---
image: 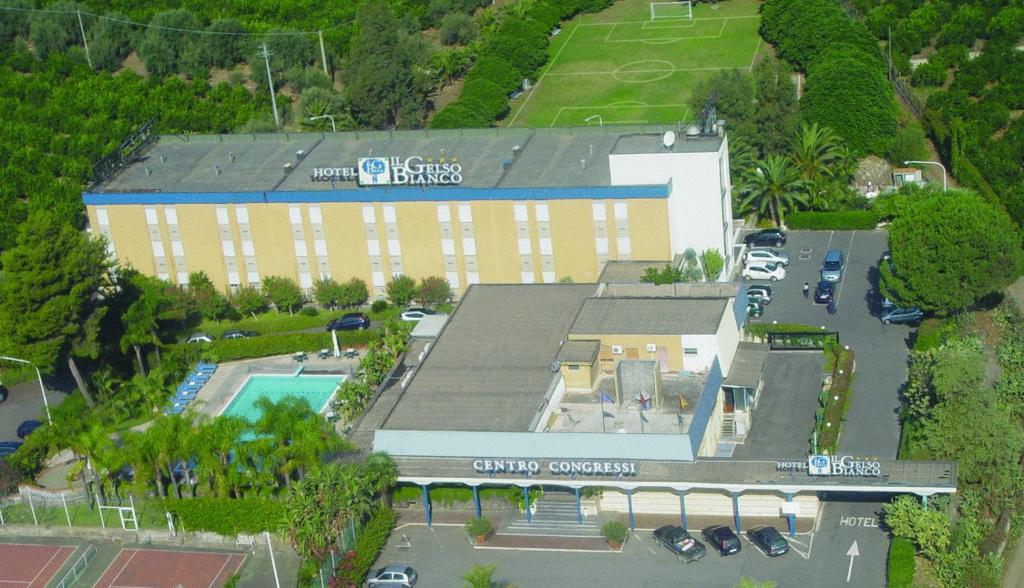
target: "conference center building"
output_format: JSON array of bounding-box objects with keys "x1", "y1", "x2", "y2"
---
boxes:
[{"x1": 82, "y1": 125, "x2": 738, "y2": 296}]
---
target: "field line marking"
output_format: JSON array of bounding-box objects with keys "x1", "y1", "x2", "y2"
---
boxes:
[
  {"x1": 105, "y1": 549, "x2": 139, "y2": 588},
  {"x1": 555, "y1": 103, "x2": 689, "y2": 110},
  {"x1": 547, "y1": 66, "x2": 737, "y2": 76},
  {"x1": 577, "y1": 15, "x2": 759, "y2": 26},
  {"x1": 603, "y1": 22, "x2": 617, "y2": 43},
  {"x1": 748, "y1": 37, "x2": 762, "y2": 71},
  {"x1": 507, "y1": 23, "x2": 579, "y2": 127},
  {"x1": 549, "y1": 106, "x2": 565, "y2": 127},
  {"x1": 26, "y1": 547, "x2": 66, "y2": 588},
  {"x1": 208, "y1": 555, "x2": 233, "y2": 588}
]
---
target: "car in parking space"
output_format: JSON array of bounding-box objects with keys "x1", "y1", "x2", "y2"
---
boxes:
[
  {"x1": 400, "y1": 307, "x2": 436, "y2": 322},
  {"x1": 747, "y1": 525, "x2": 790, "y2": 557},
  {"x1": 744, "y1": 229, "x2": 787, "y2": 248},
  {"x1": 652, "y1": 525, "x2": 707, "y2": 562},
  {"x1": 326, "y1": 312, "x2": 370, "y2": 331},
  {"x1": 0, "y1": 441, "x2": 22, "y2": 461},
  {"x1": 881, "y1": 305, "x2": 924, "y2": 325},
  {"x1": 186, "y1": 332, "x2": 213, "y2": 344},
  {"x1": 813, "y1": 280, "x2": 834, "y2": 304},
  {"x1": 0, "y1": 384, "x2": 7, "y2": 402},
  {"x1": 744, "y1": 248, "x2": 789, "y2": 267},
  {"x1": 820, "y1": 249, "x2": 845, "y2": 282},
  {"x1": 366, "y1": 564, "x2": 418, "y2": 587},
  {"x1": 221, "y1": 329, "x2": 259, "y2": 340},
  {"x1": 742, "y1": 262, "x2": 786, "y2": 282},
  {"x1": 745, "y1": 285, "x2": 773, "y2": 305},
  {"x1": 16, "y1": 420, "x2": 42, "y2": 439},
  {"x1": 702, "y1": 525, "x2": 742, "y2": 556}
]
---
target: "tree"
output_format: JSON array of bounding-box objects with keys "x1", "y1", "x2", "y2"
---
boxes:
[
  {"x1": 417, "y1": 276, "x2": 452, "y2": 307},
  {"x1": 338, "y1": 278, "x2": 369, "y2": 308},
  {"x1": 432, "y1": 48, "x2": 473, "y2": 87},
  {"x1": 441, "y1": 12, "x2": 478, "y2": 46},
  {"x1": 198, "y1": 19, "x2": 246, "y2": 68},
  {"x1": 641, "y1": 264, "x2": 683, "y2": 285},
  {"x1": 188, "y1": 272, "x2": 234, "y2": 322},
  {"x1": 739, "y1": 155, "x2": 807, "y2": 227},
  {"x1": 232, "y1": 286, "x2": 267, "y2": 318},
  {"x1": 751, "y1": 57, "x2": 799, "y2": 156},
  {"x1": 0, "y1": 212, "x2": 110, "y2": 408},
  {"x1": 120, "y1": 271, "x2": 187, "y2": 375},
  {"x1": 298, "y1": 87, "x2": 353, "y2": 132},
  {"x1": 880, "y1": 189, "x2": 1024, "y2": 314},
  {"x1": 88, "y1": 11, "x2": 133, "y2": 71},
  {"x1": 28, "y1": 1, "x2": 79, "y2": 59},
  {"x1": 312, "y1": 276, "x2": 342, "y2": 309},
  {"x1": 364, "y1": 452, "x2": 397, "y2": 505},
  {"x1": 791, "y1": 122, "x2": 844, "y2": 210},
  {"x1": 342, "y1": 3, "x2": 433, "y2": 129},
  {"x1": 887, "y1": 124, "x2": 930, "y2": 168},
  {"x1": 136, "y1": 9, "x2": 201, "y2": 76},
  {"x1": 0, "y1": 0, "x2": 31, "y2": 45},
  {"x1": 386, "y1": 274, "x2": 417, "y2": 307},
  {"x1": 882, "y1": 495, "x2": 951, "y2": 560},
  {"x1": 462, "y1": 563, "x2": 497, "y2": 588},
  {"x1": 190, "y1": 415, "x2": 248, "y2": 498},
  {"x1": 700, "y1": 249, "x2": 725, "y2": 282},
  {"x1": 690, "y1": 68, "x2": 755, "y2": 142},
  {"x1": 262, "y1": 276, "x2": 304, "y2": 314}
]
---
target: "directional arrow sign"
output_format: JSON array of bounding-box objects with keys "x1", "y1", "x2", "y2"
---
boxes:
[{"x1": 846, "y1": 540, "x2": 860, "y2": 582}]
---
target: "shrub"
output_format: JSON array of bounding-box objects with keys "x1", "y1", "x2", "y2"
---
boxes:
[
  {"x1": 440, "y1": 12, "x2": 477, "y2": 46},
  {"x1": 167, "y1": 497, "x2": 285, "y2": 535},
  {"x1": 166, "y1": 331, "x2": 374, "y2": 363},
  {"x1": 0, "y1": 460, "x2": 22, "y2": 495},
  {"x1": 744, "y1": 323, "x2": 825, "y2": 339},
  {"x1": 300, "y1": 305, "x2": 319, "y2": 316},
  {"x1": 370, "y1": 299, "x2": 389, "y2": 314},
  {"x1": 911, "y1": 60, "x2": 947, "y2": 87},
  {"x1": 786, "y1": 210, "x2": 880, "y2": 230},
  {"x1": 913, "y1": 319, "x2": 946, "y2": 351},
  {"x1": 465, "y1": 56, "x2": 522, "y2": 93},
  {"x1": 601, "y1": 520, "x2": 628, "y2": 546},
  {"x1": 464, "y1": 516, "x2": 493, "y2": 538},
  {"x1": 458, "y1": 78, "x2": 510, "y2": 120},
  {"x1": 386, "y1": 274, "x2": 417, "y2": 307},
  {"x1": 333, "y1": 508, "x2": 397, "y2": 586}
]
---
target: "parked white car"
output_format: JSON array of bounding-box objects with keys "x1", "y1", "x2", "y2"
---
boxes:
[
  {"x1": 742, "y1": 262, "x2": 786, "y2": 282},
  {"x1": 744, "y1": 248, "x2": 789, "y2": 267}
]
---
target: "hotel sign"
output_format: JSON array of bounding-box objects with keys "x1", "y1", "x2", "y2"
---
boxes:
[
  {"x1": 311, "y1": 156, "x2": 463, "y2": 186},
  {"x1": 472, "y1": 459, "x2": 638, "y2": 477},
  {"x1": 776, "y1": 456, "x2": 881, "y2": 477}
]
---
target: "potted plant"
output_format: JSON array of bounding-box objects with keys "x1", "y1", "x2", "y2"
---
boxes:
[
  {"x1": 601, "y1": 520, "x2": 628, "y2": 549},
  {"x1": 465, "y1": 516, "x2": 493, "y2": 545}
]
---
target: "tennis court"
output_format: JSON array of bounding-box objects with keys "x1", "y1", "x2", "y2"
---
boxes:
[
  {"x1": 0, "y1": 543, "x2": 76, "y2": 588},
  {"x1": 92, "y1": 548, "x2": 246, "y2": 588}
]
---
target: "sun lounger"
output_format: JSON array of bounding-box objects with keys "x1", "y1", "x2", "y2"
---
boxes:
[
  {"x1": 163, "y1": 405, "x2": 185, "y2": 415},
  {"x1": 197, "y1": 362, "x2": 218, "y2": 371}
]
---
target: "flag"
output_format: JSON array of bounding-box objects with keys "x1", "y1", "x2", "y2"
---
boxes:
[
  {"x1": 640, "y1": 411, "x2": 649, "y2": 423},
  {"x1": 600, "y1": 392, "x2": 614, "y2": 404},
  {"x1": 639, "y1": 394, "x2": 649, "y2": 410},
  {"x1": 602, "y1": 411, "x2": 616, "y2": 419}
]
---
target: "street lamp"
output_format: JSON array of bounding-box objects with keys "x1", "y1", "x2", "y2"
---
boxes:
[
  {"x1": 584, "y1": 115, "x2": 603, "y2": 127},
  {"x1": 0, "y1": 356, "x2": 52, "y2": 425},
  {"x1": 904, "y1": 160, "x2": 946, "y2": 192},
  {"x1": 309, "y1": 115, "x2": 337, "y2": 133}
]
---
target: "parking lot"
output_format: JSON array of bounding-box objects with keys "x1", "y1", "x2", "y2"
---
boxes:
[{"x1": 0, "y1": 379, "x2": 65, "y2": 443}]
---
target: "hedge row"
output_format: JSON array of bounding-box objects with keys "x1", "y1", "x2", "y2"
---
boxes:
[
  {"x1": 333, "y1": 508, "x2": 397, "y2": 587},
  {"x1": 166, "y1": 497, "x2": 285, "y2": 535},
  {"x1": 744, "y1": 323, "x2": 826, "y2": 339},
  {"x1": 430, "y1": 0, "x2": 613, "y2": 128},
  {"x1": 166, "y1": 331, "x2": 374, "y2": 363},
  {"x1": 761, "y1": 0, "x2": 897, "y2": 155},
  {"x1": 887, "y1": 537, "x2": 916, "y2": 588},
  {"x1": 391, "y1": 484, "x2": 533, "y2": 507},
  {"x1": 786, "y1": 210, "x2": 880, "y2": 230}
]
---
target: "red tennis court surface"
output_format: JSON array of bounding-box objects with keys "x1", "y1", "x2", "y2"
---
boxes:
[
  {"x1": 92, "y1": 548, "x2": 246, "y2": 588},
  {"x1": 0, "y1": 543, "x2": 76, "y2": 588}
]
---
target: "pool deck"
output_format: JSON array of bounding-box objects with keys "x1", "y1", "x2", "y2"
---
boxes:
[{"x1": 193, "y1": 353, "x2": 362, "y2": 417}]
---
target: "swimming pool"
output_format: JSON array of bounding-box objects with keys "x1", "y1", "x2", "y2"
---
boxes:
[{"x1": 220, "y1": 374, "x2": 344, "y2": 423}]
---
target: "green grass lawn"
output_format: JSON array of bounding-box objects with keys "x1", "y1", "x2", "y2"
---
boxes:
[
  {"x1": 0, "y1": 496, "x2": 168, "y2": 529},
  {"x1": 507, "y1": 0, "x2": 763, "y2": 128},
  {"x1": 197, "y1": 306, "x2": 401, "y2": 338}
]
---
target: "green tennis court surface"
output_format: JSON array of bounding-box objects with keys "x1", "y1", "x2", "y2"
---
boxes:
[
  {"x1": 220, "y1": 374, "x2": 343, "y2": 423},
  {"x1": 507, "y1": 0, "x2": 763, "y2": 128}
]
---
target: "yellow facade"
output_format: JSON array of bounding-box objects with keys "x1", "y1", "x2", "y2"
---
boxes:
[
  {"x1": 87, "y1": 197, "x2": 672, "y2": 294},
  {"x1": 569, "y1": 334, "x2": 684, "y2": 373}
]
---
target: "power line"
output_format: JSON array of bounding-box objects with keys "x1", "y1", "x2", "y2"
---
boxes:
[{"x1": 0, "y1": 4, "x2": 347, "y2": 36}]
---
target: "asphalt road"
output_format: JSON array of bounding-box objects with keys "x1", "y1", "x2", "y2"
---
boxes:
[{"x1": 0, "y1": 379, "x2": 65, "y2": 442}]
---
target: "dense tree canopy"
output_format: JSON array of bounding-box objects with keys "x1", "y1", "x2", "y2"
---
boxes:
[{"x1": 880, "y1": 189, "x2": 1024, "y2": 314}]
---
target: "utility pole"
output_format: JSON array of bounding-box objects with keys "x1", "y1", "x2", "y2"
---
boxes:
[
  {"x1": 318, "y1": 31, "x2": 329, "y2": 77},
  {"x1": 260, "y1": 44, "x2": 281, "y2": 129},
  {"x1": 77, "y1": 10, "x2": 93, "y2": 70}
]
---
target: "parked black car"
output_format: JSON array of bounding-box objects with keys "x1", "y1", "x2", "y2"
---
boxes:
[
  {"x1": 0, "y1": 441, "x2": 22, "y2": 460},
  {"x1": 747, "y1": 525, "x2": 790, "y2": 557},
  {"x1": 653, "y1": 525, "x2": 707, "y2": 562},
  {"x1": 744, "y1": 229, "x2": 787, "y2": 247},
  {"x1": 221, "y1": 329, "x2": 259, "y2": 340},
  {"x1": 702, "y1": 525, "x2": 742, "y2": 556},
  {"x1": 0, "y1": 384, "x2": 8, "y2": 402},
  {"x1": 326, "y1": 312, "x2": 370, "y2": 331},
  {"x1": 813, "y1": 280, "x2": 834, "y2": 304},
  {"x1": 16, "y1": 420, "x2": 42, "y2": 439}
]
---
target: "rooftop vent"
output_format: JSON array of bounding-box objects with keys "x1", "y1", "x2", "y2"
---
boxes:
[
  {"x1": 589, "y1": 144, "x2": 594, "y2": 156},
  {"x1": 684, "y1": 124, "x2": 701, "y2": 138},
  {"x1": 580, "y1": 158, "x2": 586, "y2": 170},
  {"x1": 283, "y1": 162, "x2": 293, "y2": 174},
  {"x1": 512, "y1": 145, "x2": 521, "y2": 157},
  {"x1": 502, "y1": 159, "x2": 512, "y2": 170},
  {"x1": 229, "y1": 151, "x2": 235, "y2": 163},
  {"x1": 295, "y1": 149, "x2": 305, "y2": 159},
  {"x1": 214, "y1": 165, "x2": 221, "y2": 176},
  {"x1": 144, "y1": 166, "x2": 152, "y2": 176},
  {"x1": 160, "y1": 154, "x2": 166, "y2": 163}
]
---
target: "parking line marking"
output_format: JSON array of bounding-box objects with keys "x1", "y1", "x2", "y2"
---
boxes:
[{"x1": 834, "y1": 232, "x2": 856, "y2": 306}]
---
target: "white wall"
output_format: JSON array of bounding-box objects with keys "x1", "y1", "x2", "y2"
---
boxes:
[
  {"x1": 608, "y1": 139, "x2": 734, "y2": 277},
  {"x1": 600, "y1": 489, "x2": 818, "y2": 519},
  {"x1": 680, "y1": 334, "x2": 717, "y2": 372},
  {"x1": 714, "y1": 302, "x2": 741, "y2": 376}
]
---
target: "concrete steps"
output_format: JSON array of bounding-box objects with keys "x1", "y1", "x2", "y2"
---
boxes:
[{"x1": 498, "y1": 496, "x2": 602, "y2": 538}]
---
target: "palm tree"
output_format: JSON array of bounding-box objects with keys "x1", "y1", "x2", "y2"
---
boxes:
[
  {"x1": 71, "y1": 420, "x2": 115, "y2": 506},
  {"x1": 191, "y1": 416, "x2": 248, "y2": 498},
  {"x1": 791, "y1": 122, "x2": 844, "y2": 209},
  {"x1": 121, "y1": 429, "x2": 165, "y2": 497},
  {"x1": 364, "y1": 452, "x2": 398, "y2": 506},
  {"x1": 740, "y1": 155, "x2": 807, "y2": 227},
  {"x1": 431, "y1": 48, "x2": 471, "y2": 87}
]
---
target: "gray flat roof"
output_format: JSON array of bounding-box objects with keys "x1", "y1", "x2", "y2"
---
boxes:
[
  {"x1": 570, "y1": 297, "x2": 727, "y2": 336},
  {"x1": 597, "y1": 260, "x2": 670, "y2": 284},
  {"x1": 613, "y1": 133, "x2": 723, "y2": 155},
  {"x1": 382, "y1": 284, "x2": 598, "y2": 432},
  {"x1": 723, "y1": 342, "x2": 769, "y2": 389},
  {"x1": 95, "y1": 126, "x2": 722, "y2": 194},
  {"x1": 556, "y1": 340, "x2": 600, "y2": 364}
]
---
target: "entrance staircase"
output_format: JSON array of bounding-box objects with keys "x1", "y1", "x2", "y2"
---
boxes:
[{"x1": 498, "y1": 494, "x2": 602, "y2": 538}]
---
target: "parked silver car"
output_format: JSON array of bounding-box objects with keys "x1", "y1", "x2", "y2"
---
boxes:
[
  {"x1": 367, "y1": 565, "x2": 418, "y2": 587},
  {"x1": 744, "y1": 248, "x2": 789, "y2": 267}
]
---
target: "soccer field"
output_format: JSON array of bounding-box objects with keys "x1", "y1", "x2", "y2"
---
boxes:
[{"x1": 506, "y1": 0, "x2": 763, "y2": 128}]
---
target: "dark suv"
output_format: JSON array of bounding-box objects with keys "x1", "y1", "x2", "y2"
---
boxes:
[
  {"x1": 652, "y1": 525, "x2": 707, "y2": 562},
  {"x1": 702, "y1": 525, "x2": 742, "y2": 556},
  {"x1": 326, "y1": 312, "x2": 370, "y2": 331},
  {"x1": 747, "y1": 525, "x2": 790, "y2": 557},
  {"x1": 744, "y1": 229, "x2": 787, "y2": 248}
]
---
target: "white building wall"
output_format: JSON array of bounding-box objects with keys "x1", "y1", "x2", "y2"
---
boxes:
[
  {"x1": 600, "y1": 489, "x2": 818, "y2": 519},
  {"x1": 680, "y1": 334, "x2": 718, "y2": 373},
  {"x1": 608, "y1": 140, "x2": 734, "y2": 277},
  {"x1": 714, "y1": 304, "x2": 741, "y2": 376}
]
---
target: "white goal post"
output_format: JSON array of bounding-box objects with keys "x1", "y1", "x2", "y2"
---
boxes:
[{"x1": 650, "y1": 1, "x2": 693, "y2": 20}]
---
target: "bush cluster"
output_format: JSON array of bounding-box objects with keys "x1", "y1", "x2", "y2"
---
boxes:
[
  {"x1": 761, "y1": 0, "x2": 897, "y2": 155},
  {"x1": 332, "y1": 508, "x2": 397, "y2": 587},
  {"x1": 786, "y1": 210, "x2": 880, "y2": 230},
  {"x1": 167, "y1": 497, "x2": 285, "y2": 535},
  {"x1": 167, "y1": 330, "x2": 374, "y2": 363},
  {"x1": 430, "y1": 0, "x2": 613, "y2": 128}
]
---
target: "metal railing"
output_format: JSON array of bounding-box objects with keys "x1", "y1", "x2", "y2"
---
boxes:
[{"x1": 55, "y1": 542, "x2": 97, "y2": 588}]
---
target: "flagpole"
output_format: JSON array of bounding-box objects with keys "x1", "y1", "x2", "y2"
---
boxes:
[{"x1": 601, "y1": 394, "x2": 607, "y2": 433}]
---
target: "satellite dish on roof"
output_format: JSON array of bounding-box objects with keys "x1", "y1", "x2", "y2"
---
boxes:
[
  {"x1": 662, "y1": 130, "x2": 676, "y2": 149},
  {"x1": 685, "y1": 124, "x2": 701, "y2": 138}
]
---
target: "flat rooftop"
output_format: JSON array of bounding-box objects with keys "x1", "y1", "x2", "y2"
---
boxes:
[
  {"x1": 570, "y1": 297, "x2": 727, "y2": 336},
  {"x1": 91, "y1": 126, "x2": 723, "y2": 194},
  {"x1": 382, "y1": 284, "x2": 598, "y2": 432}
]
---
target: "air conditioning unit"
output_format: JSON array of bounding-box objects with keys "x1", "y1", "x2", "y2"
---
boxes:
[
  {"x1": 646, "y1": 343, "x2": 658, "y2": 353},
  {"x1": 611, "y1": 345, "x2": 624, "y2": 355}
]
